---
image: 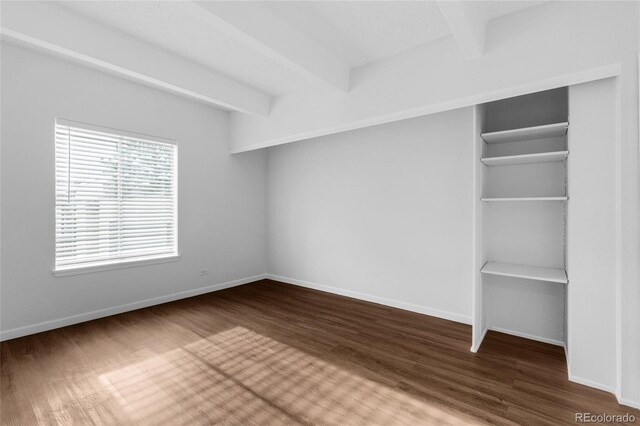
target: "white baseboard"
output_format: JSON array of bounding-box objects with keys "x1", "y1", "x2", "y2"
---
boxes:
[
  {"x1": 5, "y1": 272, "x2": 636, "y2": 409},
  {"x1": 568, "y1": 374, "x2": 616, "y2": 394},
  {"x1": 0, "y1": 274, "x2": 268, "y2": 341},
  {"x1": 486, "y1": 327, "x2": 622, "y2": 399},
  {"x1": 564, "y1": 344, "x2": 571, "y2": 379},
  {"x1": 562, "y1": 344, "x2": 618, "y2": 398},
  {"x1": 488, "y1": 326, "x2": 565, "y2": 347},
  {"x1": 616, "y1": 396, "x2": 640, "y2": 410},
  {"x1": 564, "y1": 346, "x2": 638, "y2": 408},
  {"x1": 266, "y1": 274, "x2": 471, "y2": 325},
  {"x1": 470, "y1": 327, "x2": 488, "y2": 353}
]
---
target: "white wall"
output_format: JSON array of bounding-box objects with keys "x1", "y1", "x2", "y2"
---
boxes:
[
  {"x1": 567, "y1": 78, "x2": 618, "y2": 392},
  {"x1": 0, "y1": 43, "x2": 267, "y2": 339},
  {"x1": 267, "y1": 108, "x2": 473, "y2": 324},
  {"x1": 619, "y1": 53, "x2": 640, "y2": 407}
]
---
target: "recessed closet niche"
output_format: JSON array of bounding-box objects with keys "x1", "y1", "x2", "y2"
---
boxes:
[{"x1": 474, "y1": 88, "x2": 569, "y2": 349}]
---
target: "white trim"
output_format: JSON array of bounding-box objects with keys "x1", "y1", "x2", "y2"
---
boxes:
[
  {"x1": 267, "y1": 274, "x2": 471, "y2": 325},
  {"x1": 616, "y1": 396, "x2": 640, "y2": 410},
  {"x1": 53, "y1": 255, "x2": 181, "y2": 277},
  {"x1": 470, "y1": 105, "x2": 485, "y2": 354},
  {"x1": 230, "y1": 63, "x2": 622, "y2": 154},
  {"x1": 488, "y1": 326, "x2": 565, "y2": 347},
  {"x1": 470, "y1": 327, "x2": 487, "y2": 353},
  {"x1": 614, "y1": 73, "x2": 623, "y2": 402},
  {"x1": 564, "y1": 343, "x2": 571, "y2": 378},
  {"x1": 56, "y1": 118, "x2": 176, "y2": 146},
  {"x1": 569, "y1": 374, "x2": 616, "y2": 394},
  {"x1": 0, "y1": 28, "x2": 270, "y2": 117},
  {"x1": 0, "y1": 274, "x2": 267, "y2": 341}
]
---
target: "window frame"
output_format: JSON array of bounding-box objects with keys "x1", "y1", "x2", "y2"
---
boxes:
[{"x1": 53, "y1": 119, "x2": 179, "y2": 276}]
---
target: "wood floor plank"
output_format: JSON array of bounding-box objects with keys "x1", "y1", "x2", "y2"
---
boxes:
[{"x1": 1, "y1": 279, "x2": 637, "y2": 425}]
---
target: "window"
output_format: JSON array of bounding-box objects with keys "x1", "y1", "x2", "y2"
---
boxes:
[{"x1": 55, "y1": 120, "x2": 177, "y2": 272}]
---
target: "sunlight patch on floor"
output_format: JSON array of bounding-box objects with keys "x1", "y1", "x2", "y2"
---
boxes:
[{"x1": 99, "y1": 326, "x2": 481, "y2": 425}]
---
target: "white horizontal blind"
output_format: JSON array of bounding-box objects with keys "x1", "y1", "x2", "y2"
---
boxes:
[{"x1": 55, "y1": 121, "x2": 177, "y2": 270}]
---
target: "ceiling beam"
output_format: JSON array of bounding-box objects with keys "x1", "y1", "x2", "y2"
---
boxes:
[
  {"x1": 190, "y1": 1, "x2": 351, "y2": 92},
  {"x1": 0, "y1": 2, "x2": 271, "y2": 116},
  {"x1": 228, "y1": 1, "x2": 631, "y2": 153},
  {"x1": 437, "y1": 1, "x2": 487, "y2": 60}
]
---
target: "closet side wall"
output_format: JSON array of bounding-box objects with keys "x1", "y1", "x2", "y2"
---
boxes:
[{"x1": 567, "y1": 77, "x2": 618, "y2": 391}]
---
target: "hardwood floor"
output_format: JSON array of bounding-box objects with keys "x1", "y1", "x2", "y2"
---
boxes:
[{"x1": 1, "y1": 279, "x2": 637, "y2": 425}]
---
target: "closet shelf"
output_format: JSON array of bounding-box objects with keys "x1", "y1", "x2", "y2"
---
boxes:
[
  {"x1": 481, "y1": 151, "x2": 568, "y2": 166},
  {"x1": 481, "y1": 262, "x2": 568, "y2": 284},
  {"x1": 481, "y1": 122, "x2": 568, "y2": 144},
  {"x1": 481, "y1": 196, "x2": 568, "y2": 202}
]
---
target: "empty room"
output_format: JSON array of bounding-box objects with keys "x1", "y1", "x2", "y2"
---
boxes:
[{"x1": 1, "y1": 1, "x2": 639, "y2": 424}]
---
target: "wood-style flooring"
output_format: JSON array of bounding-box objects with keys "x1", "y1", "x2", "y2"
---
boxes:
[{"x1": 1, "y1": 279, "x2": 637, "y2": 425}]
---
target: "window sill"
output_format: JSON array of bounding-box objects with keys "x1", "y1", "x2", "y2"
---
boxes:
[{"x1": 53, "y1": 254, "x2": 180, "y2": 277}]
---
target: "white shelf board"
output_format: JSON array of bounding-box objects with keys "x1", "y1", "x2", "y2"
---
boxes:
[
  {"x1": 481, "y1": 262, "x2": 568, "y2": 284},
  {"x1": 481, "y1": 122, "x2": 568, "y2": 144},
  {"x1": 481, "y1": 197, "x2": 568, "y2": 202},
  {"x1": 481, "y1": 151, "x2": 568, "y2": 166}
]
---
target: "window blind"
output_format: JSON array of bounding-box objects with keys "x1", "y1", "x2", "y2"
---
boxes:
[{"x1": 55, "y1": 120, "x2": 177, "y2": 271}]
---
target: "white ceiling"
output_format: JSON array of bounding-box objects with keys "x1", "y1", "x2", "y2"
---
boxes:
[
  {"x1": 481, "y1": 1, "x2": 548, "y2": 22},
  {"x1": 55, "y1": 1, "x2": 546, "y2": 97},
  {"x1": 263, "y1": 1, "x2": 452, "y2": 68},
  {"x1": 57, "y1": 1, "x2": 315, "y2": 96}
]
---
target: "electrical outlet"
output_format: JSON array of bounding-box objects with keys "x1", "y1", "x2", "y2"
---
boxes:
[{"x1": 200, "y1": 268, "x2": 209, "y2": 276}]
